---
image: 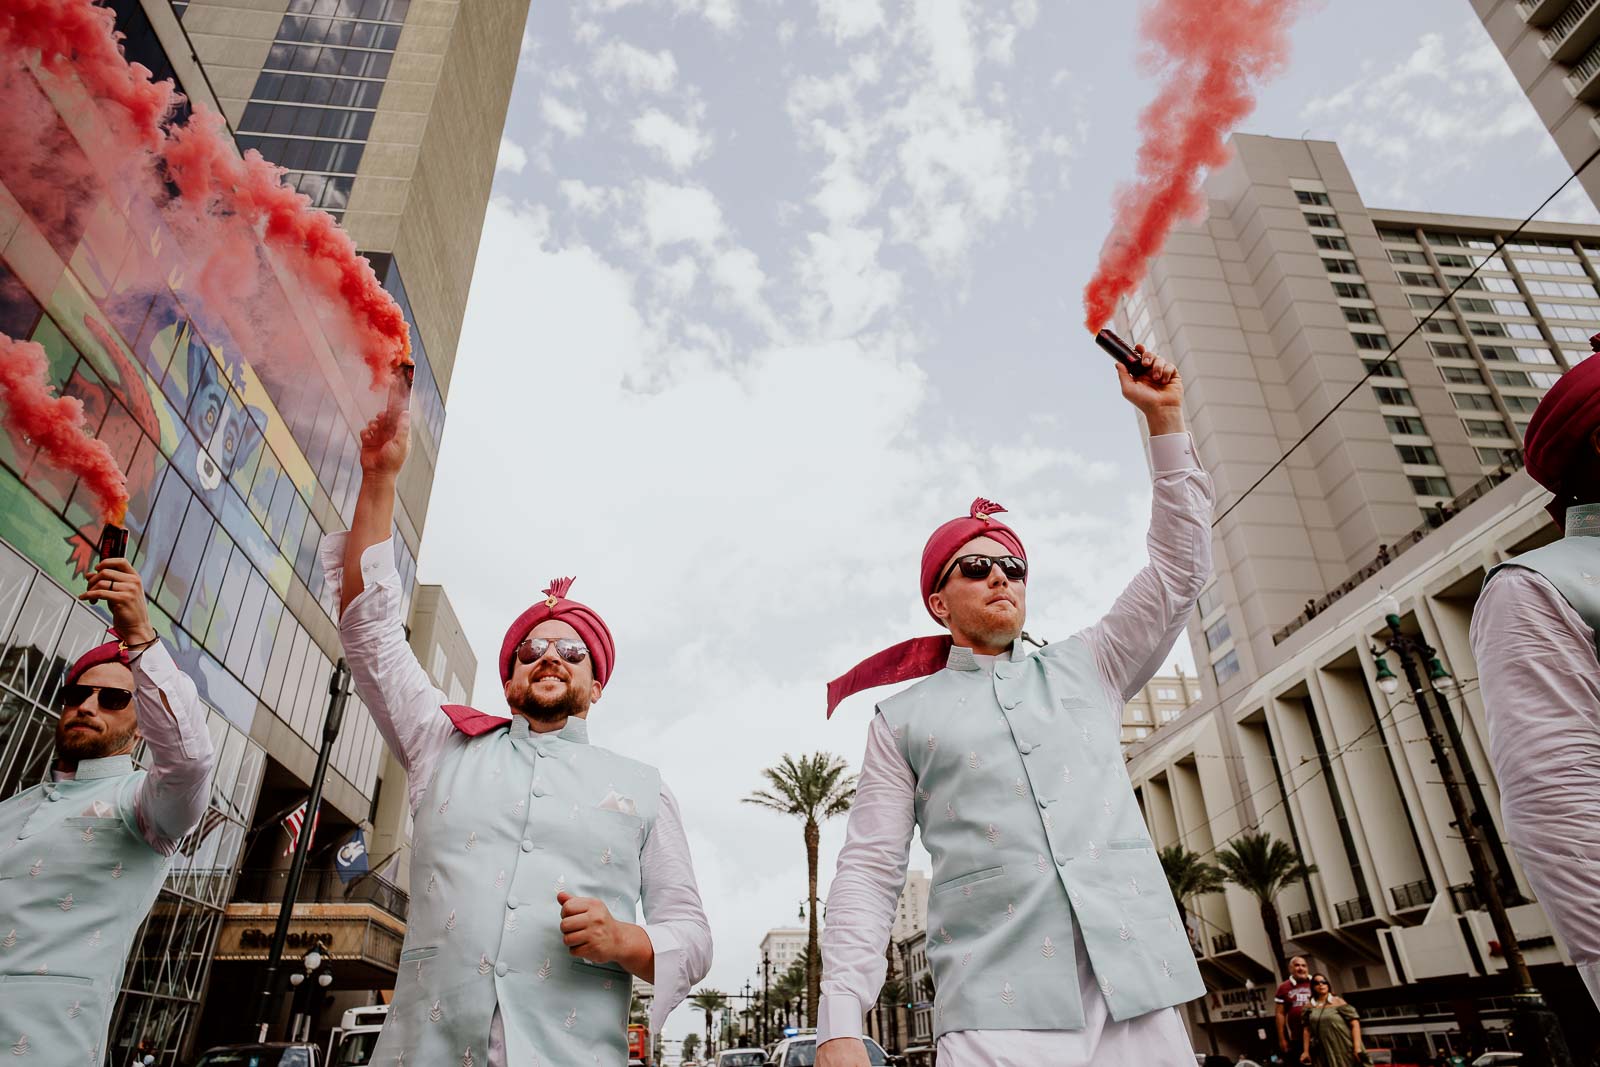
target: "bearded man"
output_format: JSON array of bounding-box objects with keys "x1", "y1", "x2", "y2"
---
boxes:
[
  {"x1": 0, "y1": 556, "x2": 215, "y2": 1064},
  {"x1": 1471, "y1": 342, "x2": 1600, "y2": 1007},
  {"x1": 817, "y1": 345, "x2": 1212, "y2": 1067},
  {"x1": 324, "y1": 391, "x2": 712, "y2": 1067}
]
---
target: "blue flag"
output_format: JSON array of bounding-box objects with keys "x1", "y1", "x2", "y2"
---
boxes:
[{"x1": 335, "y1": 827, "x2": 369, "y2": 884}]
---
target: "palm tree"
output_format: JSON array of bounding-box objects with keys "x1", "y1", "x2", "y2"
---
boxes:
[
  {"x1": 771, "y1": 957, "x2": 806, "y2": 1032},
  {"x1": 1160, "y1": 844, "x2": 1226, "y2": 1055},
  {"x1": 681, "y1": 1032, "x2": 700, "y2": 1062},
  {"x1": 878, "y1": 944, "x2": 906, "y2": 1053},
  {"x1": 1214, "y1": 830, "x2": 1318, "y2": 981},
  {"x1": 744, "y1": 753, "x2": 857, "y2": 1023},
  {"x1": 691, "y1": 988, "x2": 727, "y2": 1059}
]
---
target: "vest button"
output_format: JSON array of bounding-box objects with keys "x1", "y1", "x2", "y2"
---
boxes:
[
  {"x1": 495, "y1": 962, "x2": 509, "y2": 978},
  {"x1": 1002, "y1": 701, "x2": 1018, "y2": 711},
  {"x1": 521, "y1": 839, "x2": 534, "y2": 852},
  {"x1": 1055, "y1": 853, "x2": 1068, "y2": 866},
  {"x1": 532, "y1": 785, "x2": 547, "y2": 798},
  {"x1": 1038, "y1": 798, "x2": 1051, "y2": 809},
  {"x1": 506, "y1": 894, "x2": 520, "y2": 909},
  {"x1": 1018, "y1": 742, "x2": 1036, "y2": 754},
  {"x1": 47, "y1": 792, "x2": 62, "y2": 802}
]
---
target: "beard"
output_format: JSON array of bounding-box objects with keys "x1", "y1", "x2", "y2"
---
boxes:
[
  {"x1": 54, "y1": 716, "x2": 137, "y2": 764},
  {"x1": 505, "y1": 670, "x2": 592, "y2": 723}
]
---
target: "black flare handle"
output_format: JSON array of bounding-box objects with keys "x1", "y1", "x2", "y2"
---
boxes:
[
  {"x1": 1095, "y1": 328, "x2": 1149, "y2": 377},
  {"x1": 96, "y1": 524, "x2": 128, "y2": 561}
]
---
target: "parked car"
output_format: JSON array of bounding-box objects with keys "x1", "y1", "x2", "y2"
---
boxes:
[
  {"x1": 190, "y1": 1044, "x2": 322, "y2": 1067},
  {"x1": 767, "y1": 1035, "x2": 893, "y2": 1066},
  {"x1": 718, "y1": 1050, "x2": 768, "y2": 1066},
  {"x1": 1471, "y1": 1055, "x2": 1524, "y2": 1066}
]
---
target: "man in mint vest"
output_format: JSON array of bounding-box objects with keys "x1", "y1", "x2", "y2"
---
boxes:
[
  {"x1": 818, "y1": 344, "x2": 1212, "y2": 1066},
  {"x1": 326, "y1": 389, "x2": 712, "y2": 1067},
  {"x1": 0, "y1": 554, "x2": 216, "y2": 1064},
  {"x1": 1472, "y1": 341, "x2": 1600, "y2": 1008}
]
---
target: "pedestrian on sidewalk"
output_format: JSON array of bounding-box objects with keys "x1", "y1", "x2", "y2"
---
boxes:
[{"x1": 1299, "y1": 975, "x2": 1363, "y2": 1067}]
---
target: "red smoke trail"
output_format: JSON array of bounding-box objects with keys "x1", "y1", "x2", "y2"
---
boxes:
[
  {"x1": 1083, "y1": 0, "x2": 1305, "y2": 334},
  {"x1": 0, "y1": 333, "x2": 127, "y2": 522}
]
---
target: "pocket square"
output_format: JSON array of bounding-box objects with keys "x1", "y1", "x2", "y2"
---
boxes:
[
  {"x1": 598, "y1": 790, "x2": 637, "y2": 816},
  {"x1": 79, "y1": 800, "x2": 115, "y2": 819}
]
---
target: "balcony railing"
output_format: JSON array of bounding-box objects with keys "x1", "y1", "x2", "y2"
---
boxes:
[
  {"x1": 1389, "y1": 878, "x2": 1436, "y2": 911},
  {"x1": 1546, "y1": 0, "x2": 1600, "y2": 57},
  {"x1": 1570, "y1": 37, "x2": 1600, "y2": 97},
  {"x1": 1450, "y1": 882, "x2": 1483, "y2": 912},
  {"x1": 1520, "y1": 0, "x2": 1576, "y2": 25},
  {"x1": 1211, "y1": 931, "x2": 1237, "y2": 954},
  {"x1": 1334, "y1": 896, "x2": 1376, "y2": 924},
  {"x1": 1286, "y1": 910, "x2": 1318, "y2": 936},
  {"x1": 231, "y1": 867, "x2": 409, "y2": 922},
  {"x1": 1272, "y1": 454, "x2": 1524, "y2": 645}
]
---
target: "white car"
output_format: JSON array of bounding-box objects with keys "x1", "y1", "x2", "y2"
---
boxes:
[
  {"x1": 767, "y1": 1035, "x2": 893, "y2": 1066},
  {"x1": 1472, "y1": 1055, "x2": 1524, "y2": 1066},
  {"x1": 716, "y1": 1051, "x2": 768, "y2": 1067}
]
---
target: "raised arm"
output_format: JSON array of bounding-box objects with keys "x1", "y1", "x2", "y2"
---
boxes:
[
  {"x1": 1073, "y1": 350, "x2": 1214, "y2": 706},
  {"x1": 322, "y1": 384, "x2": 454, "y2": 806},
  {"x1": 816, "y1": 714, "x2": 916, "y2": 1067},
  {"x1": 80, "y1": 557, "x2": 216, "y2": 853}
]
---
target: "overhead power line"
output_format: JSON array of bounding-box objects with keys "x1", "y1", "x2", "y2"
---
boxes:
[{"x1": 1211, "y1": 143, "x2": 1600, "y2": 530}]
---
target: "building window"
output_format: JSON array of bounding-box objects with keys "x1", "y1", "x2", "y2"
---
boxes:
[
  {"x1": 1343, "y1": 307, "x2": 1381, "y2": 324},
  {"x1": 1394, "y1": 444, "x2": 1440, "y2": 465},
  {"x1": 1501, "y1": 394, "x2": 1541, "y2": 413},
  {"x1": 1324, "y1": 258, "x2": 1360, "y2": 276},
  {"x1": 1134, "y1": 727, "x2": 1150, "y2": 739},
  {"x1": 1352, "y1": 332, "x2": 1391, "y2": 351},
  {"x1": 1389, "y1": 249, "x2": 1430, "y2": 266},
  {"x1": 1205, "y1": 618, "x2": 1232, "y2": 651},
  {"x1": 1213, "y1": 650, "x2": 1241, "y2": 685},
  {"x1": 1297, "y1": 190, "x2": 1333, "y2": 206},
  {"x1": 1476, "y1": 446, "x2": 1516, "y2": 465},
  {"x1": 1468, "y1": 320, "x2": 1508, "y2": 338},
  {"x1": 1513, "y1": 257, "x2": 1587, "y2": 277},
  {"x1": 1315, "y1": 234, "x2": 1352, "y2": 252},
  {"x1": 1305, "y1": 212, "x2": 1340, "y2": 229},
  {"x1": 1365, "y1": 360, "x2": 1402, "y2": 379},
  {"x1": 1397, "y1": 271, "x2": 1438, "y2": 288},
  {"x1": 1429, "y1": 342, "x2": 1471, "y2": 359},
  {"x1": 1332, "y1": 282, "x2": 1370, "y2": 299},
  {"x1": 1384, "y1": 415, "x2": 1425, "y2": 435},
  {"x1": 1197, "y1": 585, "x2": 1222, "y2": 619},
  {"x1": 1452, "y1": 392, "x2": 1497, "y2": 411},
  {"x1": 1131, "y1": 707, "x2": 1149, "y2": 723},
  {"x1": 1490, "y1": 369, "x2": 1531, "y2": 387},
  {"x1": 1373, "y1": 386, "x2": 1414, "y2": 406},
  {"x1": 1409, "y1": 475, "x2": 1452, "y2": 497},
  {"x1": 1462, "y1": 417, "x2": 1511, "y2": 438},
  {"x1": 1439, "y1": 365, "x2": 1484, "y2": 384},
  {"x1": 1156, "y1": 688, "x2": 1178, "y2": 700}
]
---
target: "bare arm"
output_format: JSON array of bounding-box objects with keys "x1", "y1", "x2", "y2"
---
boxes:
[
  {"x1": 1276, "y1": 1002, "x2": 1288, "y2": 1050},
  {"x1": 341, "y1": 383, "x2": 409, "y2": 616}
]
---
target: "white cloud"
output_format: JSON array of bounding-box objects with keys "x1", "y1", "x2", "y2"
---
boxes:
[
  {"x1": 816, "y1": 0, "x2": 885, "y2": 41},
  {"x1": 539, "y1": 95, "x2": 588, "y2": 138},
  {"x1": 631, "y1": 108, "x2": 712, "y2": 171},
  {"x1": 495, "y1": 135, "x2": 528, "y2": 174},
  {"x1": 592, "y1": 41, "x2": 680, "y2": 95},
  {"x1": 638, "y1": 180, "x2": 726, "y2": 250},
  {"x1": 911, "y1": 0, "x2": 978, "y2": 97}
]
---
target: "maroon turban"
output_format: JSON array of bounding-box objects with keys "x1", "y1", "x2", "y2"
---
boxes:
[
  {"x1": 498, "y1": 577, "x2": 615, "y2": 688},
  {"x1": 1524, "y1": 335, "x2": 1600, "y2": 521},
  {"x1": 827, "y1": 499, "x2": 1027, "y2": 717},
  {"x1": 66, "y1": 639, "x2": 130, "y2": 687}
]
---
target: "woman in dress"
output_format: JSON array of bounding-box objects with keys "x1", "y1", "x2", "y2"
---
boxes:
[{"x1": 1300, "y1": 974, "x2": 1364, "y2": 1067}]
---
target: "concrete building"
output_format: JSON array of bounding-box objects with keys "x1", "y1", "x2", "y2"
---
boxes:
[
  {"x1": 1114, "y1": 133, "x2": 1600, "y2": 712},
  {"x1": 0, "y1": 1, "x2": 519, "y2": 1058},
  {"x1": 892, "y1": 869, "x2": 929, "y2": 943},
  {"x1": 1113, "y1": 133, "x2": 1600, "y2": 1059},
  {"x1": 1474, "y1": 0, "x2": 1600, "y2": 211},
  {"x1": 760, "y1": 926, "x2": 810, "y2": 979},
  {"x1": 1122, "y1": 669, "x2": 1202, "y2": 746}
]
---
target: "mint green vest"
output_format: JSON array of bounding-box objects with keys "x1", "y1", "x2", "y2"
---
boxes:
[
  {"x1": 1486, "y1": 505, "x2": 1600, "y2": 647},
  {"x1": 374, "y1": 716, "x2": 660, "y2": 1067},
  {"x1": 877, "y1": 639, "x2": 1203, "y2": 1038},
  {"x1": 0, "y1": 755, "x2": 173, "y2": 1064}
]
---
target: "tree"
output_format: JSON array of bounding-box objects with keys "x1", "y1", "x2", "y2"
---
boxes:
[
  {"x1": 1160, "y1": 844, "x2": 1226, "y2": 1055},
  {"x1": 877, "y1": 944, "x2": 906, "y2": 1053},
  {"x1": 1214, "y1": 830, "x2": 1318, "y2": 981},
  {"x1": 681, "y1": 1032, "x2": 700, "y2": 1061},
  {"x1": 770, "y1": 958, "x2": 806, "y2": 1033},
  {"x1": 691, "y1": 989, "x2": 727, "y2": 1059},
  {"x1": 744, "y1": 752, "x2": 857, "y2": 1023}
]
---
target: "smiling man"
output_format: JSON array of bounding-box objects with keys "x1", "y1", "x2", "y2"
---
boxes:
[
  {"x1": 324, "y1": 389, "x2": 712, "y2": 1067},
  {"x1": 0, "y1": 557, "x2": 215, "y2": 1064},
  {"x1": 819, "y1": 345, "x2": 1213, "y2": 1066}
]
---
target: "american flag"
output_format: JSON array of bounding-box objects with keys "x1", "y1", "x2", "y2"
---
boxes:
[{"x1": 282, "y1": 799, "x2": 320, "y2": 858}]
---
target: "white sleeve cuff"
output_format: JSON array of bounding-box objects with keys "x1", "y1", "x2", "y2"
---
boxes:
[
  {"x1": 320, "y1": 533, "x2": 400, "y2": 619},
  {"x1": 1149, "y1": 432, "x2": 1199, "y2": 473},
  {"x1": 132, "y1": 642, "x2": 202, "y2": 760},
  {"x1": 644, "y1": 924, "x2": 686, "y2": 1039},
  {"x1": 816, "y1": 993, "x2": 864, "y2": 1045}
]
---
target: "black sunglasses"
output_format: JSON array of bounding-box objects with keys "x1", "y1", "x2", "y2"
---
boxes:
[
  {"x1": 60, "y1": 683, "x2": 133, "y2": 712},
  {"x1": 516, "y1": 637, "x2": 590, "y2": 666},
  {"x1": 938, "y1": 554, "x2": 1028, "y2": 589}
]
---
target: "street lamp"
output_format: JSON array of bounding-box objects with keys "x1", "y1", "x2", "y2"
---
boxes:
[
  {"x1": 761, "y1": 951, "x2": 771, "y2": 1046},
  {"x1": 1373, "y1": 602, "x2": 1571, "y2": 1066}
]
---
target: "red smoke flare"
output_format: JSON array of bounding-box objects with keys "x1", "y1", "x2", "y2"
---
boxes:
[
  {"x1": 0, "y1": 333, "x2": 127, "y2": 523},
  {"x1": 1083, "y1": 0, "x2": 1306, "y2": 334}
]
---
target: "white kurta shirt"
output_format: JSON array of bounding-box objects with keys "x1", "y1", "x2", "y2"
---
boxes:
[
  {"x1": 1471, "y1": 565, "x2": 1600, "y2": 1006},
  {"x1": 323, "y1": 534, "x2": 713, "y2": 1058},
  {"x1": 819, "y1": 433, "x2": 1209, "y2": 1066},
  {"x1": 52, "y1": 641, "x2": 214, "y2": 854}
]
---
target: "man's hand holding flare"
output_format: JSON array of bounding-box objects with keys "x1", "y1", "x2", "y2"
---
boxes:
[
  {"x1": 557, "y1": 891, "x2": 656, "y2": 981},
  {"x1": 1115, "y1": 342, "x2": 1185, "y2": 437}
]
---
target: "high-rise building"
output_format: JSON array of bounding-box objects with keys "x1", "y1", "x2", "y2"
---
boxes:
[
  {"x1": 892, "y1": 870, "x2": 929, "y2": 943},
  {"x1": 1115, "y1": 133, "x2": 1600, "y2": 711},
  {"x1": 1474, "y1": 0, "x2": 1600, "y2": 210},
  {"x1": 759, "y1": 927, "x2": 811, "y2": 980},
  {"x1": 0, "y1": 0, "x2": 522, "y2": 1059},
  {"x1": 1115, "y1": 133, "x2": 1599, "y2": 1058},
  {"x1": 1121, "y1": 669, "x2": 1202, "y2": 746}
]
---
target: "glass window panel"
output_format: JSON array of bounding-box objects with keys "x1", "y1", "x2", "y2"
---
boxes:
[
  {"x1": 292, "y1": 106, "x2": 323, "y2": 136},
  {"x1": 280, "y1": 492, "x2": 311, "y2": 556},
  {"x1": 266, "y1": 105, "x2": 297, "y2": 133},
  {"x1": 182, "y1": 524, "x2": 234, "y2": 637},
  {"x1": 226, "y1": 570, "x2": 269, "y2": 676},
  {"x1": 157, "y1": 502, "x2": 212, "y2": 616},
  {"x1": 297, "y1": 649, "x2": 328, "y2": 741},
  {"x1": 205, "y1": 547, "x2": 253, "y2": 655},
  {"x1": 0, "y1": 576, "x2": 70, "y2": 701},
  {"x1": 278, "y1": 625, "x2": 311, "y2": 724},
  {"x1": 245, "y1": 594, "x2": 285, "y2": 694},
  {"x1": 295, "y1": 508, "x2": 322, "y2": 583}
]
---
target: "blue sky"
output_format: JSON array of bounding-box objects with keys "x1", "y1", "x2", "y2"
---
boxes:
[{"x1": 415, "y1": 0, "x2": 1597, "y2": 1041}]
